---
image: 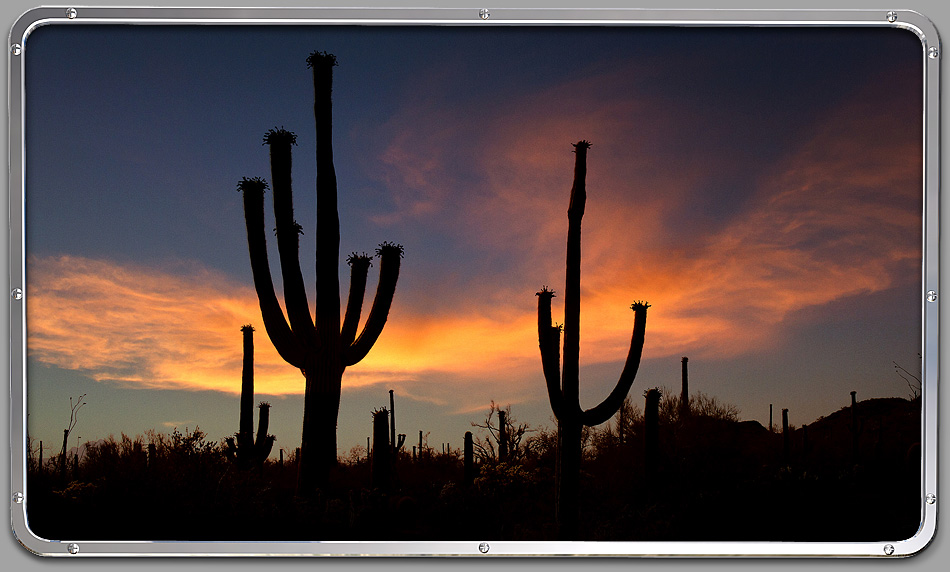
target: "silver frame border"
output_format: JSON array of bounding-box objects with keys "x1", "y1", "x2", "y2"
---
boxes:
[{"x1": 6, "y1": 6, "x2": 940, "y2": 558}]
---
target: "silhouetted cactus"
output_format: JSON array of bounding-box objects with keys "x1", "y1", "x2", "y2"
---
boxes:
[
  {"x1": 238, "y1": 51, "x2": 403, "y2": 492},
  {"x1": 225, "y1": 325, "x2": 276, "y2": 469},
  {"x1": 644, "y1": 388, "x2": 661, "y2": 481},
  {"x1": 463, "y1": 431, "x2": 475, "y2": 485},
  {"x1": 782, "y1": 408, "x2": 790, "y2": 464},
  {"x1": 680, "y1": 357, "x2": 690, "y2": 420},
  {"x1": 372, "y1": 408, "x2": 391, "y2": 489},
  {"x1": 536, "y1": 141, "x2": 650, "y2": 539}
]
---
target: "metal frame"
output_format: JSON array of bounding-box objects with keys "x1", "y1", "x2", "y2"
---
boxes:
[{"x1": 7, "y1": 6, "x2": 940, "y2": 557}]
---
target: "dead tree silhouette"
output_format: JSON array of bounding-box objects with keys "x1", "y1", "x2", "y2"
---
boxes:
[
  {"x1": 60, "y1": 394, "x2": 86, "y2": 479},
  {"x1": 536, "y1": 141, "x2": 650, "y2": 539},
  {"x1": 237, "y1": 51, "x2": 403, "y2": 494},
  {"x1": 224, "y1": 325, "x2": 275, "y2": 469}
]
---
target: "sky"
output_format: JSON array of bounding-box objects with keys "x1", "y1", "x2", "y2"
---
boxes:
[{"x1": 23, "y1": 24, "x2": 924, "y2": 459}]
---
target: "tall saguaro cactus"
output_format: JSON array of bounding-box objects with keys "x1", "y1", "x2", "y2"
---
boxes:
[
  {"x1": 536, "y1": 141, "x2": 650, "y2": 539},
  {"x1": 238, "y1": 51, "x2": 403, "y2": 493}
]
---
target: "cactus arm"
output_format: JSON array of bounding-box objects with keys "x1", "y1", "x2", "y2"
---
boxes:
[
  {"x1": 309, "y1": 52, "x2": 342, "y2": 340},
  {"x1": 537, "y1": 288, "x2": 564, "y2": 419},
  {"x1": 341, "y1": 254, "x2": 372, "y2": 347},
  {"x1": 266, "y1": 129, "x2": 318, "y2": 349},
  {"x1": 580, "y1": 302, "x2": 650, "y2": 426},
  {"x1": 239, "y1": 178, "x2": 306, "y2": 369},
  {"x1": 343, "y1": 243, "x2": 402, "y2": 366}
]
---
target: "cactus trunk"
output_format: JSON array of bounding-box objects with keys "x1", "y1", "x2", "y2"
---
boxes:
[
  {"x1": 239, "y1": 51, "x2": 402, "y2": 494},
  {"x1": 680, "y1": 357, "x2": 690, "y2": 420},
  {"x1": 645, "y1": 388, "x2": 660, "y2": 481},
  {"x1": 463, "y1": 431, "x2": 474, "y2": 485},
  {"x1": 850, "y1": 390, "x2": 859, "y2": 462},
  {"x1": 372, "y1": 409, "x2": 391, "y2": 489},
  {"x1": 782, "y1": 408, "x2": 790, "y2": 464},
  {"x1": 537, "y1": 141, "x2": 649, "y2": 540}
]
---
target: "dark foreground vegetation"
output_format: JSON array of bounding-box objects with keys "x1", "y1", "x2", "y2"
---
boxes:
[{"x1": 26, "y1": 392, "x2": 921, "y2": 543}]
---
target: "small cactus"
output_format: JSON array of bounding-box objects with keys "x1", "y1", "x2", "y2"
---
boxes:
[
  {"x1": 371, "y1": 408, "x2": 391, "y2": 489},
  {"x1": 463, "y1": 431, "x2": 475, "y2": 485},
  {"x1": 225, "y1": 325, "x2": 275, "y2": 469}
]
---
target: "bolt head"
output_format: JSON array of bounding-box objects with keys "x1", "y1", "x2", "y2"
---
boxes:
[
  {"x1": 479, "y1": 9, "x2": 490, "y2": 20},
  {"x1": 926, "y1": 493, "x2": 936, "y2": 505},
  {"x1": 886, "y1": 11, "x2": 898, "y2": 23},
  {"x1": 927, "y1": 290, "x2": 937, "y2": 302},
  {"x1": 478, "y1": 542, "x2": 490, "y2": 553},
  {"x1": 13, "y1": 492, "x2": 24, "y2": 504},
  {"x1": 11, "y1": 288, "x2": 23, "y2": 300},
  {"x1": 11, "y1": 44, "x2": 21, "y2": 56},
  {"x1": 929, "y1": 47, "x2": 939, "y2": 59},
  {"x1": 884, "y1": 544, "x2": 895, "y2": 555},
  {"x1": 67, "y1": 543, "x2": 80, "y2": 555},
  {"x1": 66, "y1": 8, "x2": 78, "y2": 19}
]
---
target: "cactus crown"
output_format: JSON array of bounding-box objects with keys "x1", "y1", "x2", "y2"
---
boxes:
[
  {"x1": 630, "y1": 300, "x2": 651, "y2": 311},
  {"x1": 643, "y1": 387, "x2": 662, "y2": 398},
  {"x1": 237, "y1": 176, "x2": 269, "y2": 194},
  {"x1": 376, "y1": 241, "x2": 405, "y2": 258},
  {"x1": 273, "y1": 221, "x2": 304, "y2": 236},
  {"x1": 372, "y1": 407, "x2": 388, "y2": 419},
  {"x1": 346, "y1": 252, "x2": 373, "y2": 268},
  {"x1": 306, "y1": 50, "x2": 338, "y2": 68},
  {"x1": 536, "y1": 286, "x2": 556, "y2": 298},
  {"x1": 572, "y1": 140, "x2": 592, "y2": 152},
  {"x1": 241, "y1": 324, "x2": 255, "y2": 333},
  {"x1": 262, "y1": 127, "x2": 298, "y2": 146},
  {"x1": 258, "y1": 401, "x2": 271, "y2": 409}
]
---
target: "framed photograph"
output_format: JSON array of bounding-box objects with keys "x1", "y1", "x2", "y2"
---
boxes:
[{"x1": 8, "y1": 7, "x2": 939, "y2": 557}]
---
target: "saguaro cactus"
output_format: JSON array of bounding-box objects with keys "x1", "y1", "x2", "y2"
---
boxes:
[
  {"x1": 536, "y1": 141, "x2": 650, "y2": 539},
  {"x1": 644, "y1": 388, "x2": 661, "y2": 481},
  {"x1": 680, "y1": 357, "x2": 690, "y2": 420},
  {"x1": 372, "y1": 408, "x2": 391, "y2": 489},
  {"x1": 225, "y1": 325, "x2": 276, "y2": 469},
  {"x1": 463, "y1": 431, "x2": 475, "y2": 485},
  {"x1": 238, "y1": 51, "x2": 403, "y2": 492},
  {"x1": 782, "y1": 408, "x2": 790, "y2": 464}
]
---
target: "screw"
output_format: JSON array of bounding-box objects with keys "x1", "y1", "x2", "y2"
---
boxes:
[
  {"x1": 926, "y1": 493, "x2": 936, "y2": 505},
  {"x1": 13, "y1": 492, "x2": 24, "y2": 504},
  {"x1": 927, "y1": 290, "x2": 937, "y2": 302},
  {"x1": 11, "y1": 288, "x2": 23, "y2": 300},
  {"x1": 886, "y1": 12, "x2": 898, "y2": 23},
  {"x1": 929, "y1": 47, "x2": 939, "y2": 59},
  {"x1": 66, "y1": 8, "x2": 78, "y2": 19},
  {"x1": 479, "y1": 9, "x2": 490, "y2": 20},
  {"x1": 478, "y1": 542, "x2": 490, "y2": 553},
  {"x1": 11, "y1": 44, "x2": 21, "y2": 56},
  {"x1": 67, "y1": 543, "x2": 80, "y2": 555},
  {"x1": 884, "y1": 544, "x2": 895, "y2": 555}
]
